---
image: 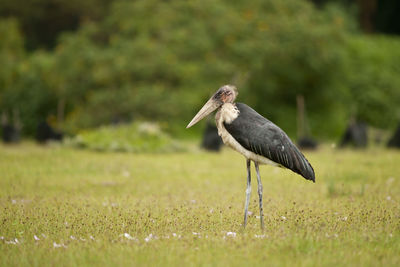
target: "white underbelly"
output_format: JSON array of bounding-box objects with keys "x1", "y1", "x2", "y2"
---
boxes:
[{"x1": 217, "y1": 121, "x2": 278, "y2": 166}]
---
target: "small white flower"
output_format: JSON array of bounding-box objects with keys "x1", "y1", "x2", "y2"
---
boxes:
[
  {"x1": 209, "y1": 208, "x2": 214, "y2": 213},
  {"x1": 386, "y1": 196, "x2": 392, "y2": 201},
  {"x1": 11, "y1": 199, "x2": 17, "y2": 204},
  {"x1": 70, "y1": 235, "x2": 76, "y2": 240},
  {"x1": 123, "y1": 233, "x2": 135, "y2": 240},
  {"x1": 144, "y1": 233, "x2": 155, "y2": 242},
  {"x1": 53, "y1": 242, "x2": 67, "y2": 248},
  {"x1": 342, "y1": 216, "x2": 348, "y2": 221},
  {"x1": 226, "y1": 232, "x2": 237, "y2": 238},
  {"x1": 247, "y1": 211, "x2": 253, "y2": 216},
  {"x1": 172, "y1": 233, "x2": 177, "y2": 237},
  {"x1": 255, "y1": 216, "x2": 260, "y2": 219},
  {"x1": 254, "y1": 234, "x2": 266, "y2": 239},
  {"x1": 191, "y1": 200, "x2": 196, "y2": 204},
  {"x1": 281, "y1": 216, "x2": 287, "y2": 221},
  {"x1": 89, "y1": 235, "x2": 95, "y2": 240},
  {"x1": 121, "y1": 233, "x2": 138, "y2": 242},
  {"x1": 0, "y1": 236, "x2": 4, "y2": 240},
  {"x1": 34, "y1": 235, "x2": 40, "y2": 241},
  {"x1": 192, "y1": 232, "x2": 199, "y2": 236},
  {"x1": 334, "y1": 233, "x2": 339, "y2": 238},
  {"x1": 41, "y1": 234, "x2": 47, "y2": 238},
  {"x1": 80, "y1": 237, "x2": 86, "y2": 241}
]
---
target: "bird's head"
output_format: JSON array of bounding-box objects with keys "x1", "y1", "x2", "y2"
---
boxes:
[{"x1": 186, "y1": 85, "x2": 238, "y2": 128}]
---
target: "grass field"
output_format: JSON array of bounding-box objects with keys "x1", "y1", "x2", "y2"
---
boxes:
[{"x1": 0, "y1": 143, "x2": 399, "y2": 266}]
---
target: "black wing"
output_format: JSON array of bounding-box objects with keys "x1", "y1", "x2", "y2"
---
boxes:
[{"x1": 224, "y1": 103, "x2": 315, "y2": 182}]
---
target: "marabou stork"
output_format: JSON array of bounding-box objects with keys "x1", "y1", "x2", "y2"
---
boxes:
[{"x1": 186, "y1": 85, "x2": 315, "y2": 229}]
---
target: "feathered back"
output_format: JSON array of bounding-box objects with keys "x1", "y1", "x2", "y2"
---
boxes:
[{"x1": 224, "y1": 103, "x2": 315, "y2": 182}]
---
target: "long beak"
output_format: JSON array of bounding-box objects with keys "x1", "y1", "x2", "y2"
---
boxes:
[{"x1": 186, "y1": 98, "x2": 220, "y2": 128}]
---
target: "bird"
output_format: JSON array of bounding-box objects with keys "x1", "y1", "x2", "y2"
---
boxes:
[{"x1": 186, "y1": 85, "x2": 315, "y2": 229}]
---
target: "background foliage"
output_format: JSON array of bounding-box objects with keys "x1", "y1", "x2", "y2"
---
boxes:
[
  {"x1": 1, "y1": 0, "x2": 400, "y2": 139},
  {"x1": 66, "y1": 121, "x2": 184, "y2": 153}
]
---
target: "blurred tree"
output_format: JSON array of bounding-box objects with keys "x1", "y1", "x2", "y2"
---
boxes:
[
  {"x1": 0, "y1": 0, "x2": 112, "y2": 50},
  {"x1": 242, "y1": 2, "x2": 354, "y2": 137},
  {"x1": 310, "y1": 0, "x2": 400, "y2": 35},
  {"x1": 1, "y1": 52, "x2": 58, "y2": 134},
  {"x1": 0, "y1": 18, "x2": 24, "y2": 93},
  {"x1": 1, "y1": 0, "x2": 400, "y2": 139},
  {"x1": 53, "y1": 0, "x2": 356, "y2": 138},
  {"x1": 0, "y1": 18, "x2": 25, "y2": 135},
  {"x1": 342, "y1": 35, "x2": 400, "y2": 128}
]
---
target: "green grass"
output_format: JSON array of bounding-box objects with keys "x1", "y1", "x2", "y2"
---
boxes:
[{"x1": 0, "y1": 143, "x2": 399, "y2": 266}]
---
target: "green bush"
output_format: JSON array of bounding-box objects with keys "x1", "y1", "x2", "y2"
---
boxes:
[
  {"x1": 65, "y1": 121, "x2": 185, "y2": 153},
  {"x1": 341, "y1": 35, "x2": 400, "y2": 128}
]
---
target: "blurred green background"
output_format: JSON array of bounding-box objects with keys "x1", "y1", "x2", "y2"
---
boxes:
[{"x1": 1, "y1": 0, "x2": 400, "y2": 142}]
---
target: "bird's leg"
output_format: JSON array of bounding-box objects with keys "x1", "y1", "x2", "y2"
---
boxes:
[
  {"x1": 254, "y1": 162, "x2": 265, "y2": 230},
  {"x1": 243, "y1": 159, "x2": 251, "y2": 228}
]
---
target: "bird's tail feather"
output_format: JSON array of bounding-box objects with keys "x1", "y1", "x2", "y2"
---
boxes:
[{"x1": 297, "y1": 152, "x2": 315, "y2": 182}]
